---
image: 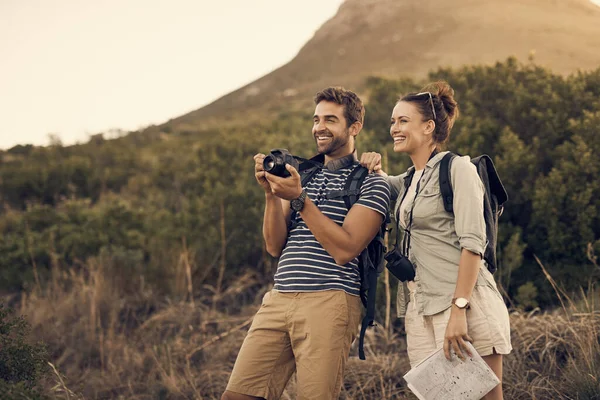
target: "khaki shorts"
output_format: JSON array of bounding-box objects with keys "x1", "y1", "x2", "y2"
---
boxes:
[
  {"x1": 226, "y1": 289, "x2": 362, "y2": 400},
  {"x1": 405, "y1": 284, "x2": 512, "y2": 367}
]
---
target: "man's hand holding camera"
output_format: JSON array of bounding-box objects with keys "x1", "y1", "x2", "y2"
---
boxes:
[
  {"x1": 265, "y1": 164, "x2": 303, "y2": 201},
  {"x1": 254, "y1": 153, "x2": 302, "y2": 200},
  {"x1": 254, "y1": 153, "x2": 273, "y2": 193}
]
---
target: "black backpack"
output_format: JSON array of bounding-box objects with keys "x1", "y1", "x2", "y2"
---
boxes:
[
  {"x1": 291, "y1": 158, "x2": 388, "y2": 360},
  {"x1": 438, "y1": 153, "x2": 508, "y2": 274}
]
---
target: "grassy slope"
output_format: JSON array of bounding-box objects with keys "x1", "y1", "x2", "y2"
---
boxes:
[
  {"x1": 167, "y1": 0, "x2": 600, "y2": 134},
  {"x1": 15, "y1": 261, "x2": 600, "y2": 399}
]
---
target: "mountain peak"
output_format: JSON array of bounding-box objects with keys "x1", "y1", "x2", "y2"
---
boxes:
[{"x1": 174, "y1": 0, "x2": 600, "y2": 130}]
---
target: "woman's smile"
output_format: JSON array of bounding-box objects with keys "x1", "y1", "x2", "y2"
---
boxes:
[{"x1": 393, "y1": 135, "x2": 407, "y2": 144}]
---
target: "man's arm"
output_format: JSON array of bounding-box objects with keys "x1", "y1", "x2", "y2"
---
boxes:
[
  {"x1": 254, "y1": 154, "x2": 291, "y2": 257},
  {"x1": 262, "y1": 193, "x2": 291, "y2": 257},
  {"x1": 299, "y1": 198, "x2": 383, "y2": 265},
  {"x1": 266, "y1": 164, "x2": 390, "y2": 265}
]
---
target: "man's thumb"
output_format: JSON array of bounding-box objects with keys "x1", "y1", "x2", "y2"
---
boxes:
[{"x1": 286, "y1": 164, "x2": 300, "y2": 177}]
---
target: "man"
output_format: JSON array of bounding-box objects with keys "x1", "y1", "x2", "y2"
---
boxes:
[{"x1": 222, "y1": 87, "x2": 391, "y2": 400}]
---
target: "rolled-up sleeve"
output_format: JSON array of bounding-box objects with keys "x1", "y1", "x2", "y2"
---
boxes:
[{"x1": 451, "y1": 157, "x2": 486, "y2": 257}]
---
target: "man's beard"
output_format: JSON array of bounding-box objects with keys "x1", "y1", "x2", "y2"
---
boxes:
[{"x1": 315, "y1": 129, "x2": 350, "y2": 155}]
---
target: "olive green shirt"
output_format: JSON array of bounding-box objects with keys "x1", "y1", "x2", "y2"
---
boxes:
[{"x1": 387, "y1": 151, "x2": 500, "y2": 317}]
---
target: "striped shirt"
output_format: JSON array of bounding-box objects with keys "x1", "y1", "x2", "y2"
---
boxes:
[{"x1": 273, "y1": 154, "x2": 391, "y2": 296}]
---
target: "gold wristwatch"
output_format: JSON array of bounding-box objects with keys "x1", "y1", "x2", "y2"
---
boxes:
[{"x1": 452, "y1": 297, "x2": 470, "y2": 309}]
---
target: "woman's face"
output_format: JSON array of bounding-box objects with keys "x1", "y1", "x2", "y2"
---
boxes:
[{"x1": 389, "y1": 101, "x2": 434, "y2": 154}]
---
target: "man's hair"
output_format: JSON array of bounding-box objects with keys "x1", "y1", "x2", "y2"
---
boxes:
[{"x1": 314, "y1": 87, "x2": 365, "y2": 127}]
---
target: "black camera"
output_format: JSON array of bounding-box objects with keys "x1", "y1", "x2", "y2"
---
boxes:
[
  {"x1": 384, "y1": 246, "x2": 415, "y2": 282},
  {"x1": 263, "y1": 148, "x2": 300, "y2": 178}
]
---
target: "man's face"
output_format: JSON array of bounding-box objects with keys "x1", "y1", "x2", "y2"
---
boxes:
[{"x1": 312, "y1": 101, "x2": 351, "y2": 156}]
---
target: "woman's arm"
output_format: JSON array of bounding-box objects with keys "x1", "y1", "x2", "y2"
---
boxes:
[
  {"x1": 443, "y1": 248, "x2": 480, "y2": 361},
  {"x1": 443, "y1": 156, "x2": 487, "y2": 361}
]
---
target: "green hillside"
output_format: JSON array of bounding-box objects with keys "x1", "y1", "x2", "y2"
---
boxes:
[
  {"x1": 1, "y1": 58, "x2": 599, "y2": 309},
  {"x1": 3, "y1": 1, "x2": 600, "y2": 396}
]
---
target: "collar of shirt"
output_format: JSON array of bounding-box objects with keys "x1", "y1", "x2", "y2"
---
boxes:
[
  {"x1": 306, "y1": 151, "x2": 358, "y2": 172},
  {"x1": 403, "y1": 151, "x2": 447, "y2": 189}
]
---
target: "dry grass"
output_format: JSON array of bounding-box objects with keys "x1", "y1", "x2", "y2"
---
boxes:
[
  {"x1": 12, "y1": 257, "x2": 600, "y2": 400},
  {"x1": 505, "y1": 309, "x2": 600, "y2": 399}
]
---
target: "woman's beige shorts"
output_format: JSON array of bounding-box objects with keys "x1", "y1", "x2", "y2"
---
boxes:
[{"x1": 405, "y1": 284, "x2": 512, "y2": 367}]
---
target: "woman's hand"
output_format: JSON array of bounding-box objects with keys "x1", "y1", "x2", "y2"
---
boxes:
[
  {"x1": 360, "y1": 152, "x2": 386, "y2": 175},
  {"x1": 443, "y1": 307, "x2": 473, "y2": 361}
]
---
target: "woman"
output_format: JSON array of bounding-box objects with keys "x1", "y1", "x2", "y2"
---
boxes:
[{"x1": 360, "y1": 81, "x2": 511, "y2": 399}]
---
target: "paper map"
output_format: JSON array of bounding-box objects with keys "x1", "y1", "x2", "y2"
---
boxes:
[{"x1": 403, "y1": 342, "x2": 500, "y2": 400}]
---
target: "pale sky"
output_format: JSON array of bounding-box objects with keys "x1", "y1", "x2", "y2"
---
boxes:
[
  {"x1": 0, "y1": 0, "x2": 345, "y2": 149},
  {"x1": 3, "y1": 0, "x2": 600, "y2": 150}
]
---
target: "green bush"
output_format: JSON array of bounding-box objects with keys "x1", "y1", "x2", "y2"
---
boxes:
[
  {"x1": 1, "y1": 58, "x2": 599, "y2": 306},
  {"x1": 515, "y1": 281, "x2": 539, "y2": 310},
  {"x1": 0, "y1": 304, "x2": 49, "y2": 398}
]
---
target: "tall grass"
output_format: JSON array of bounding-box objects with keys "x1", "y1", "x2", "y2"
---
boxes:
[{"x1": 11, "y1": 253, "x2": 600, "y2": 399}]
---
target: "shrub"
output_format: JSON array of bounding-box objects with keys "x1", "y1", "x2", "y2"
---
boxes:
[{"x1": 0, "y1": 304, "x2": 50, "y2": 399}]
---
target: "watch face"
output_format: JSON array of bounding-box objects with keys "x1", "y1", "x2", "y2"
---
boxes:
[
  {"x1": 291, "y1": 190, "x2": 306, "y2": 211},
  {"x1": 291, "y1": 198, "x2": 303, "y2": 211},
  {"x1": 455, "y1": 298, "x2": 469, "y2": 308}
]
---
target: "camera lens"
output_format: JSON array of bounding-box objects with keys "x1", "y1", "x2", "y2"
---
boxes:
[
  {"x1": 263, "y1": 150, "x2": 292, "y2": 178},
  {"x1": 264, "y1": 156, "x2": 274, "y2": 172}
]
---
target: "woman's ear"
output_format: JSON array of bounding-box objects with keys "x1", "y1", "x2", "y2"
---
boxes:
[{"x1": 423, "y1": 120, "x2": 435, "y2": 136}]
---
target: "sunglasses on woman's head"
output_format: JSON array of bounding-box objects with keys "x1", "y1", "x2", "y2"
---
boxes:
[{"x1": 416, "y1": 91, "x2": 436, "y2": 120}]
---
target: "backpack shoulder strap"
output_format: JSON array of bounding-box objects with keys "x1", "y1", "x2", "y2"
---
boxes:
[
  {"x1": 358, "y1": 257, "x2": 378, "y2": 360},
  {"x1": 339, "y1": 165, "x2": 384, "y2": 360},
  {"x1": 439, "y1": 152, "x2": 457, "y2": 213},
  {"x1": 343, "y1": 164, "x2": 369, "y2": 209},
  {"x1": 299, "y1": 165, "x2": 321, "y2": 187},
  {"x1": 324, "y1": 164, "x2": 369, "y2": 209},
  {"x1": 289, "y1": 160, "x2": 323, "y2": 230},
  {"x1": 297, "y1": 157, "x2": 323, "y2": 187}
]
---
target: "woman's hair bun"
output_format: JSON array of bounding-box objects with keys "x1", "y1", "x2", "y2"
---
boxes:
[
  {"x1": 422, "y1": 80, "x2": 459, "y2": 124},
  {"x1": 419, "y1": 80, "x2": 460, "y2": 146}
]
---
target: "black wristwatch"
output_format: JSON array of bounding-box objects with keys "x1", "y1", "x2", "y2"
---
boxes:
[{"x1": 290, "y1": 190, "x2": 307, "y2": 212}]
